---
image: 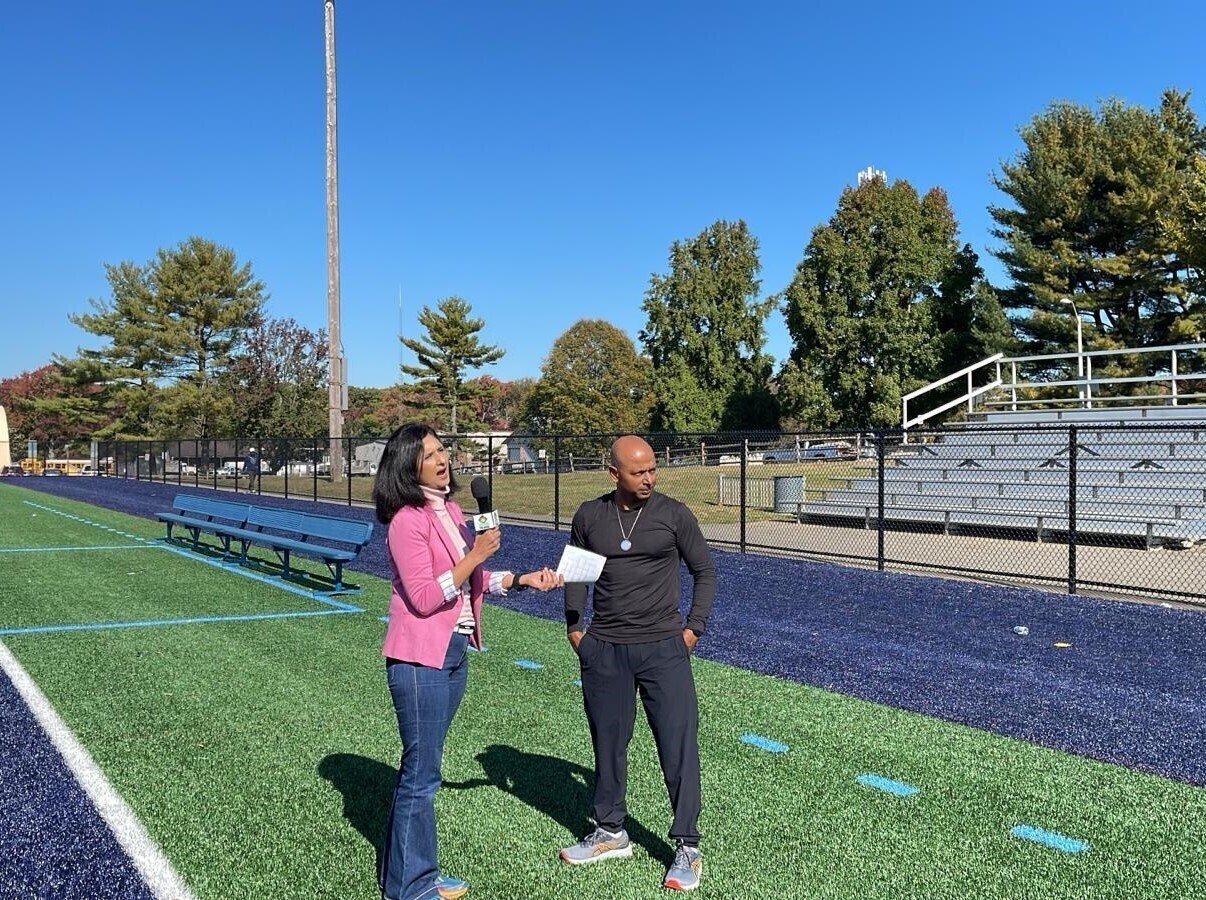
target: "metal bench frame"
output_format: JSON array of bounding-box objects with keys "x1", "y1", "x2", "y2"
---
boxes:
[{"x1": 157, "y1": 495, "x2": 373, "y2": 593}]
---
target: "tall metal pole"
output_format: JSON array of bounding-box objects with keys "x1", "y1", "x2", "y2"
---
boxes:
[{"x1": 325, "y1": 0, "x2": 344, "y2": 482}]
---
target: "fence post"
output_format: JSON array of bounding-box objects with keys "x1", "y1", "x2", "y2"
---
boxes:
[
  {"x1": 346, "y1": 437, "x2": 352, "y2": 505},
  {"x1": 554, "y1": 435, "x2": 561, "y2": 531},
  {"x1": 877, "y1": 431, "x2": 886, "y2": 572},
  {"x1": 739, "y1": 439, "x2": 748, "y2": 553},
  {"x1": 1068, "y1": 425, "x2": 1078, "y2": 595},
  {"x1": 284, "y1": 438, "x2": 291, "y2": 500},
  {"x1": 312, "y1": 437, "x2": 319, "y2": 502}
]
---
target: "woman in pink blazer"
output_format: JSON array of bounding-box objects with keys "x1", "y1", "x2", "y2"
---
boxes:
[{"x1": 372, "y1": 423, "x2": 558, "y2": 900}]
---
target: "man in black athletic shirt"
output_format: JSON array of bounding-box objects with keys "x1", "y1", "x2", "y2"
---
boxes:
[{"x1": 558, "y1": 435, "x2": 716, "y2": 892}]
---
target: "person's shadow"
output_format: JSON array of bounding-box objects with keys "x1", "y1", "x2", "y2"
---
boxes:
[
  {"x1": 446, "y1": 744, "x2": 673, "y2": 867},
  {"x1": 318, "y1": 752, "x2": 395, "y2": 871},
  {"x1": 319, "y1": 746, "x2": 673, "y2": 869}
]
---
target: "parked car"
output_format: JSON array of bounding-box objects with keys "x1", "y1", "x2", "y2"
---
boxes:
[
  {"x1": 42, "y1": 467, "x2": 64, "y2": 476},
  {"x1": 764, "y1": 442, "x2": 857, "y2": 462},
  {"x1": 1, "y1": 465, "x2": 26, "y2": 476}
]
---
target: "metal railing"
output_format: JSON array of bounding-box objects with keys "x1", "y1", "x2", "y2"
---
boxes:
[{"x1": 903, "y1": 342, "x2": 1206, "y2": 432}]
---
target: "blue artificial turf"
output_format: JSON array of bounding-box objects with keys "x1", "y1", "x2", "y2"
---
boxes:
[{"x1": 0, "y1": 666, "x2": 156, "y2": 900}]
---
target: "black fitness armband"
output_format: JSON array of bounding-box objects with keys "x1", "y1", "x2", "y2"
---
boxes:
[{"x1": 511, "y1": 573, "x2": 529, "y2": 592}]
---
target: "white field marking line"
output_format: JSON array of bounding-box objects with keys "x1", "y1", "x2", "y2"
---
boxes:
[
  {"x1": 0, "y1": 640, "x2": 198, "y2": 900},
  {"x1": 0, "y1": 545, "x2": 159, "y2": 553},
  {"x1": 22, "y1": 500, "x2": 150, "y2": 543}
]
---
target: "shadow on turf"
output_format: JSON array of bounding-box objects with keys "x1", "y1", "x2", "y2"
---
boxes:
[
  {"x1": 162, "y1": 537, "x2": 360, "y2": 593},
  {"x1": 445, "y1": 744, "x2": 675, "y2": 867},
  {"x1": 319, "y1": 747, "x2": 673, "y2": 868},
  {"x1": 319, "y1": 753, "x2": 393, "y2": 872}
]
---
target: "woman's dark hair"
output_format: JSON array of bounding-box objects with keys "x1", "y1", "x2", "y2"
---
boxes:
[{"x1": 372, "y1": 423, "x2": 459, "y2": 523}]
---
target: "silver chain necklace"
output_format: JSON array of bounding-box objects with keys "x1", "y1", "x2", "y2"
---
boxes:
[{"x1": 616, "y1": 503, "x2": 644, "y2": 552}]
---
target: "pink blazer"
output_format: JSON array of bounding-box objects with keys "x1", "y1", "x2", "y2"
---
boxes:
[{"x1": 382, "y1": 499, "x2": 492, "y2": 667}]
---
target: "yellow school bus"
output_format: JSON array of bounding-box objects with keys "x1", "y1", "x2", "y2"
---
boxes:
[{"x1": 25, "y1": 458, "x2": 94, "y2": 475}]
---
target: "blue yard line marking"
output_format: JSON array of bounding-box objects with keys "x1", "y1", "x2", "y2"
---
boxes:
[
  {"x1": 515, "y1": 659, "x2": 543, "y2": 669},
  {"x1": 572, "y1": 678, "x2": 582, "y2": 687},
  {"x1": 468, "y1": 644, "x2": 487, "y2": 652},
  {"x1": 856, "y1": 773, "x2": 920, "y2": 797},
  {"x1": 156, "y1": 542, "x2": 364, "y2": 611},
  {"x1": 1010, "y1": 825, "x2": 1090, "y2": 854},
  {"x1": 740, "y1": 733, "x2": 789, "y2": 753},
  {"x1": 380, "y1": 615, "x2": 389, "y2": 623},
  {"x1": 0, "y1": 608, "x2": 358, "y2": 637},
  {"x1": 0, "y1": 545, "x2": 156, "y2": 553}
]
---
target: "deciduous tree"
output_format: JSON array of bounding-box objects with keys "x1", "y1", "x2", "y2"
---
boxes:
[
  {"x1": 640, "y1": 220, "x2": 777, "y2": 431},
  {"x1": 523, "y1": 320, "x2": 652, "y2": 455},
  {"x1": 779, "y1": 177, "x2": 1002, "y2": 429}
]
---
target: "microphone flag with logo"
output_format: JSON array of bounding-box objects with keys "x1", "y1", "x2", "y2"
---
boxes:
[{"x1": 470, "y1": 476, "x2": 500, "y2": 532}]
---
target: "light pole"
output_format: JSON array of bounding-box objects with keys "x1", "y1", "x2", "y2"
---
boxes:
[{"x1": 1059, "y1": 298, "x2": 1084, "y2": 404}]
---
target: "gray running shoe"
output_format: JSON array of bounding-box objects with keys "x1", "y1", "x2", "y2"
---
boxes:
[
  {"x1": 559, "y1": 827, "x2": 633, "y2": 865},
  {"x1": 662, "y1": 842, "x2": 702, "y2": 891}
]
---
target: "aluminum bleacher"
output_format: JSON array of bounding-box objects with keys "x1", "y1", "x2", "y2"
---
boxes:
[{"x1": 800, "y1": 402, "x2": 1206, "y2": 549}]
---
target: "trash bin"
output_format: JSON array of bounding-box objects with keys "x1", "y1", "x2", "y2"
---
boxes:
[{"x1": 773, "y1": 474, "x2": 805, "y2": 515}]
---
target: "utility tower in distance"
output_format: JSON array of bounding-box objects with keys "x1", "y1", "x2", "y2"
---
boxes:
[{"x1": 856, "y1": 165, "x2": 887, "y2": 187}]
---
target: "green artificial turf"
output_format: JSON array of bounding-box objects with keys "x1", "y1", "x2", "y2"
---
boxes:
[{"x1": 2, "y1": 488, "x2": 1204, "y2": 899}]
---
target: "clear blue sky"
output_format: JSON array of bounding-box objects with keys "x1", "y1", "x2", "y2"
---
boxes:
[{"x1": 2, "y1": 1, "x2": 1203, "y2": 388}]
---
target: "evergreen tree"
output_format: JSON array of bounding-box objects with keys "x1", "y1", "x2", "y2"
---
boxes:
[
  {"x1": 990, "y1": 90, "x2": 1206, "y2": 367},
  {"x1": 400, "y1": 296, "x2": 504, "y2": 434},
  {"x1": 60, "y1": 237, "x2": 265, "y2": 437}
]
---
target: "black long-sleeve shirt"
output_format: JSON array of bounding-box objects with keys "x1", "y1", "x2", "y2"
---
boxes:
[{"x1": 564, "y1": 490, "x2": 717, "y2": 643}]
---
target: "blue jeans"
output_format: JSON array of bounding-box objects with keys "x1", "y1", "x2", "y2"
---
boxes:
[{"x1": 380, "y1": 633, "x2": 469, "y2": 900}]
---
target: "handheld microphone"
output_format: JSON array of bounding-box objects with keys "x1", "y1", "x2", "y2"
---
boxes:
[{"x1": 469, "y1": 476, "x2": 500, "y2": 532}]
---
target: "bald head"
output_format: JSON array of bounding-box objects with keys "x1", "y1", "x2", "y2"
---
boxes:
[
  {"x1": 609, "y1": 435, "x2": 657, "y2": 506},
  {"x1": 610, "y1": 435, "x2": 654, "y2": 468}
]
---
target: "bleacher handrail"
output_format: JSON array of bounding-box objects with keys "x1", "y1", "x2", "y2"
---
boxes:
[{"x1": 903, "y1": 343, "x2": 1206, "y2": 432}]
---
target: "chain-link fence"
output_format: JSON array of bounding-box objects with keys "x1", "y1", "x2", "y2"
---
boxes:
[{"x1": 85, "y1": 423, "x2": 1206, "y2": 606}]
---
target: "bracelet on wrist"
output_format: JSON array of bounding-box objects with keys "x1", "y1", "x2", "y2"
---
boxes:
[{"x1": 511, "y1": 572, "x2": 529, "y2": 592}]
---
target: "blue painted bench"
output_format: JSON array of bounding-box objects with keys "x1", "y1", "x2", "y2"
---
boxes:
[
  {"x1": 157, "y1": 494, "x2": 373, "y2": 592},
  {"x1": 157, "y1": 495, "x2": 251, "y2": 547}
]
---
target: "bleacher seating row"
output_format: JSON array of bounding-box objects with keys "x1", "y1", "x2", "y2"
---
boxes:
[{"x1": 798, "y1": 409, "x2": 1206, "y2": 548}]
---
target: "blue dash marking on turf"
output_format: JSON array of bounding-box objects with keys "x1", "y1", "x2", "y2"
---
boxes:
[
  {"x1": 856, "y1": 774, "x2": 919, "y2": 797},
  {"x1": 740, "y1": 733, "x2": 789, "y2": 753},
  {"x1": 1010, "y1": 825, "x2": 1090, "y2": 854},
  {"x1": 468, "y1": 644, "x2": 487, "y2": 652},
  {"x1": 380, "y1": 615, "x2": 389, "y2": 623},
  {"x1": 0, "y1": 608, "x2": 358, "y2": 636},
  {"x1": 515, "y1": 659, "x2": 543, "y2": 669},
  {"x1": 573, "y1": 678, "x2": 582, "y2": 687}
]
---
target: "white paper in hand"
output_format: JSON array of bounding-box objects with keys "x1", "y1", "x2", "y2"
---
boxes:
[{"x1": 556, "y1": 545, "x2": 607, "y2": 583}]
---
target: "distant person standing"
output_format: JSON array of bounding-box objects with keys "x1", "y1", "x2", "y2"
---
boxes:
[
  {"x1": 560, "y1": 435, "x2": 716, "y2": 892},
  {"x1": 243, "y1": 448, "x2": 260, "y2": 490}
]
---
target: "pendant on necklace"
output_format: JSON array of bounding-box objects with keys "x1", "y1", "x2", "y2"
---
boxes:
[{"x1": 620, "y1": 539, "x2": 632, "y2": 552}]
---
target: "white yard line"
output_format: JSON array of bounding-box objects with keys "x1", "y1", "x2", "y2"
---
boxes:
[{"x1": 0, "y1": 641, "x2": 199, "y2": 900}]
